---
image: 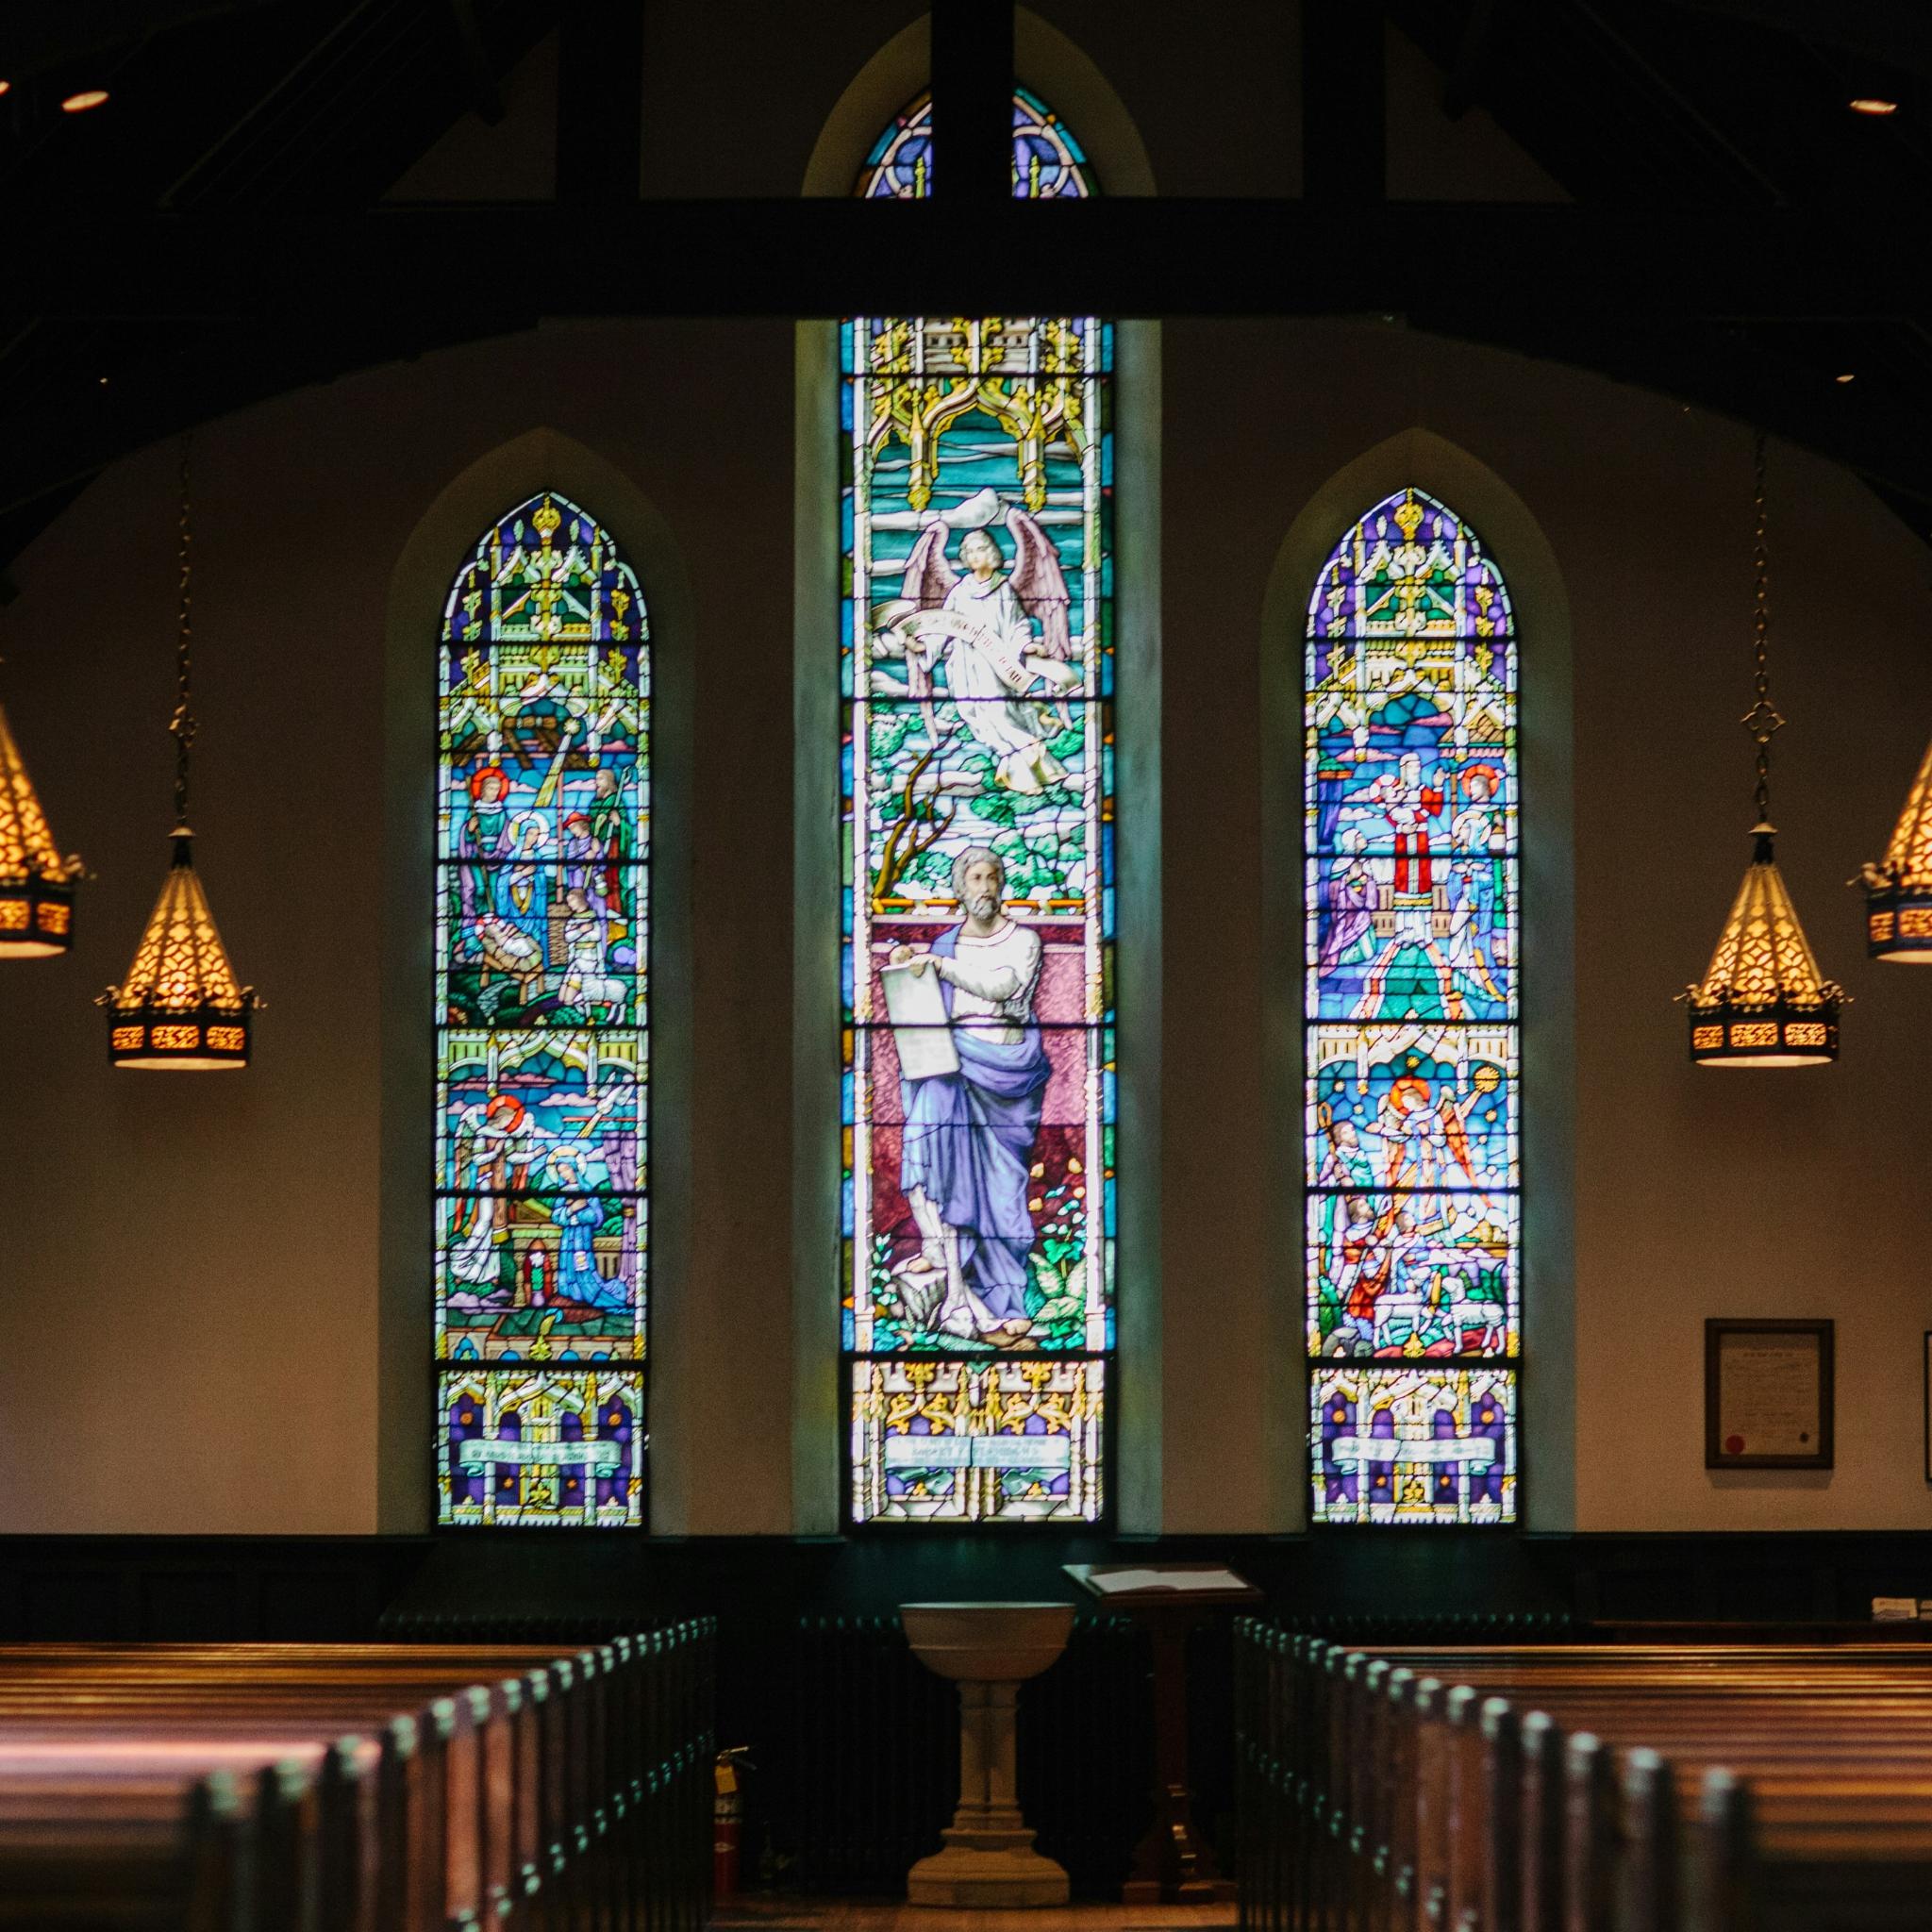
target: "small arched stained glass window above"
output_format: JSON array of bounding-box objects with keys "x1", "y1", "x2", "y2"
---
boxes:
[
  {"x1": 1303, "y1": 489, "x2": 1520, "y2": 1525},
  {"x1": 435, "y1": 491, "x2": 649, "y2": 1529},
  {"x1": 857, "y1": 85, "x2": 1096, "y2": 198}
]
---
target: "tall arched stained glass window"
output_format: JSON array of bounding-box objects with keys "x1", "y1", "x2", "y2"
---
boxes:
[
  {"x1": 1305, "y1": 491, "x2": 1519, "y2": 1524},
  {"x1": 844, "y1": 98, "x2": 1112, "y2": 1524},
  {"x1": 435, "y1": 493, "x2": 648, "y2": 1528}
]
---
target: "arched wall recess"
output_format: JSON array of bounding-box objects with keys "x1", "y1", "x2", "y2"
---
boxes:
[
  {"x1": 1263, "y1": 426, "x2": 1576, "y2": 1532},
  {"x1": 802, "y1": 8, "x2": 1157, "y2": 198},
  {"x1": 382, "y1": 427, "x2": 694, "y2": 1534},
  {"x1": 794, "y1": 29, "x2": 1161, "y2": 1533}
]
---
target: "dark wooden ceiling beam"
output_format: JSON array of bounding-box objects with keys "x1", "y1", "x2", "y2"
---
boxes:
[
  {"x1": 443, "y1": 0, "x2": 507, "y2": 126},
  {"x1": 930, "y1": 0, "x2": 1015, "y2": 201},
  {"x1": 556, "y1": 0, "x2": 644, "y2": 209},
  {"x1": 1301, "y1": 0, "x2": 1388, "y2": 203},
  {"x1": 8, "y1": 199, "x2": 1918, "y2": 322}
]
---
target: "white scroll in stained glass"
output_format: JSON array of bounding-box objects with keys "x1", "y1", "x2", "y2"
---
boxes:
[{"x1": 1303, "y1": 491, "x2": 1520, "y2": 1524}]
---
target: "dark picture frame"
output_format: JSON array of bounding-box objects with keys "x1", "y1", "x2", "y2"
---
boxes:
[
  {"x1": 1924, "y1": 1333, "x2": 1932, "y2": 1484},
  {"x1": 1704, "y1": 1319, "x2": 1834, "y2": 1470}
]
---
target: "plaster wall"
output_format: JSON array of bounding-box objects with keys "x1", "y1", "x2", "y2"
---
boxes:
[
  {"x1": 2, "y1": 2, "x2": 1929, "y2": 1539},
  {"x1": 2, "y1": 316, "x2": 1928, "y2": 1536}
]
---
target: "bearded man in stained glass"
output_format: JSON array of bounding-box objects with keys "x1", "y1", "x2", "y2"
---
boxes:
[
  {"x1": 587, "y1": 764, "x2": 629, "y2": 914},
  {"x1": 889, "y1": 847, "x2": 1049, "y2": 1344}
]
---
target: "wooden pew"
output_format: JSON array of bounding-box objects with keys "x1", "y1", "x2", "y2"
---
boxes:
[
  {"x1": 0, "y1": 1624, "x2": 715, "y2": 1932},
  {"x1": 1234, "y1": 1625, "x2": 1932, "y2": 1932}
]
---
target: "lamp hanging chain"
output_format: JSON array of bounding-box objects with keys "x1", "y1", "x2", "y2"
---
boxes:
[
  {"x1": 170, "y1": 441, "x2": 196, "y2": 831},
  {"x1": 1742, "y1": 427, "x2": 1783, "y2": 824}
]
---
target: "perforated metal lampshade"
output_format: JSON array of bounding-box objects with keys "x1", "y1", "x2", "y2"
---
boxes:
[
  {"x1": 1860, "y1": 733, "x2": 1932, "y2": 960},
  {"x1": 0, "y1": 696, "x2": 84, "y2": 957},
  {"x1": 98, "y1": 830, "x2": 258, "y2": 1068},
  {"x1": 1684, "y1": 823, "x2": 1843, "y2": 1065}
]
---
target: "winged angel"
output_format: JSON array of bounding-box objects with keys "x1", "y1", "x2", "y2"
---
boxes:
[{"x1": 873, "y1": 489, "x2": 1083, "y2": 796}]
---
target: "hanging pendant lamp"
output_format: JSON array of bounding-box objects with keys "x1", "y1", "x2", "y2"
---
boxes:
[
  {"x1": 1857, "y1": 734, "x2": 1932, "y2": 959},
  {"x1": 0, "y1": 680, "x2": 85, "y2": 956},
  {"x1": 1679, "y1": 432, "x2": 1845, "y2": 1065},
  {"x1": 97, "y1": 443, "x2": 259, "y2": 1068}
]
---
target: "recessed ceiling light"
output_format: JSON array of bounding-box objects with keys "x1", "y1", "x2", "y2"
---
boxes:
[
  {"x1": 1849, "y1": 97, "x2": 1898, "y2": 116},
  {"x1": 1836, "y1": 372, "x2": 1857, "y2": 383},
  {"x1": 60, "y1": 90, "x2": 109, "y2": 114},
  {"x1": 0, "y1": 79, "x2": 12, "y2": 98}
]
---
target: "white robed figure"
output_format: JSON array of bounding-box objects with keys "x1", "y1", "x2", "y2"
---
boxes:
[{"x1": 886, "y1": 502, "x2": 1082, "y2": 795}]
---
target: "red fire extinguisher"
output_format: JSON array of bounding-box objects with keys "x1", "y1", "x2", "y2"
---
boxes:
[{"x1": 714, "y1": 1746, "x2": 753, "y2": 1898}]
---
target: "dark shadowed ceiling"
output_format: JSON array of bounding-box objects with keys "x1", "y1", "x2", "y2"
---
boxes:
[{"x1": 1, "y1": 0, "x2": 1926, "y2": 583}]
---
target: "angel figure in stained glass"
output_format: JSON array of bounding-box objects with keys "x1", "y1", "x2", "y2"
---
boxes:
[
  {"x1": 888, "y1": 509, "x2": 1081, "y2": 794},
  {"x1": 449, "y1": 1093, "x2": 542, "y2": 1286},
  {"x1": 1377, "y1": 1074, "x2": 1484, "y2": 1195}
]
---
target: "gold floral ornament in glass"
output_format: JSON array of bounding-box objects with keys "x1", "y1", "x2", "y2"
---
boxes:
[
  {"x1": 98, "y1": 445, "x2": 259, "y2": 1068},
  {"x1": 1857, "y1": 732, "x2": 1932, "y2": 960},
  {"x1": 0, "y1": 675, "x2": 85, "y2": 957},
  {"x1": 1679, "y1": 432, "x2": 1844, "y2": 1065}
]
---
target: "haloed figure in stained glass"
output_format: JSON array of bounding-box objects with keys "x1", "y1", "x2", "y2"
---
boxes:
[{"x1": 889, "y1": 846, "x2": 1050, "y2": 1344}]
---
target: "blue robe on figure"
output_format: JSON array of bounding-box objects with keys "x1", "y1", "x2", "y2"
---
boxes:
[
  {"x1": 555, "y1": 1196, "x2": 625, "y2": 1312},
  {"x1": 898, "y1": 925, "x2": 1052, "y2": 1325}
]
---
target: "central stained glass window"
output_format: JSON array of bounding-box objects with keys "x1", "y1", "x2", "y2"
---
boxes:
[
  {"x1": 435, "y1": 493, "x2": 648, "y2": 1527},
  {"x1": 1305, "y1": 490, "x2": 1519, "y2": 1524},
  {"x1": 844, "y1": 93, "x2": 1111, "y2": 1524}
]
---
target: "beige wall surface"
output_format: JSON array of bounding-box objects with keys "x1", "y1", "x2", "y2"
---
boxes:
[
  {"x1": 1, "y1": 5, "x2": 1928, "y2": 1537},
  {"x1": 4, "y1": 315, "x2": 1929, "y2": 1537}
]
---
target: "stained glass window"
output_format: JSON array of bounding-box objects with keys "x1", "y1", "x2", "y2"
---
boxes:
[
  {"x1": 435, "y1": 493, "x2": 648, "y2": 1527},
  {"x1": 845, "y1": 98, "x2": 1110, "y2": 1525},
  {"x1": 858, "y1": 85, "x2": 1094, "y2": 200},
  {"x1": 1304, "y1": 491, "x2": 1519, "y2": 1524}
]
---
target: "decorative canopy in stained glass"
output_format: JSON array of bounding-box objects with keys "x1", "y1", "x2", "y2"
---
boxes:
[
  {"x1": 844, "y1": 91, "x2": 1111, "y2": 1525},
  {"x1": 1304, "y1": 489, "x2": 1520, "y2": 1524},
  {"x1": 858, "y1": 85, "x2": 1096, "y2": 199},
  {"x1": 435, "y1": 492, "x2": 648, "y2": 1528}
]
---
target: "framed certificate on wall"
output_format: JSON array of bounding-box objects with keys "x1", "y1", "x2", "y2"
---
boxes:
[
  {"x1": 1924, "y1": 1334, "x2": 1932, "y2": 1484},
  {"x1": 1705, "y1": 1319, "x2": 1834, "y2": 1470}
]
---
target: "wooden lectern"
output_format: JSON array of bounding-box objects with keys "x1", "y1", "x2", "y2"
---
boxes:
[{"x1": 1065, "y1": 1562, "x2": 1262, "y2": 1904}]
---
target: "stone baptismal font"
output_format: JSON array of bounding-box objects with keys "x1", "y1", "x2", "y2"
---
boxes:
[{"x1": 898, "y1": 1601, "x2": 1075, "y2": 1906}]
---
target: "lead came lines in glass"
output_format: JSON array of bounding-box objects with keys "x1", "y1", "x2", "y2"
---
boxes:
[
  {"x1": 434, "y1": 493, "x2": 650, "y2": 1528},
  {"x1": 1304, "y1": 490, "x2": 1520, "y2": 1524}
]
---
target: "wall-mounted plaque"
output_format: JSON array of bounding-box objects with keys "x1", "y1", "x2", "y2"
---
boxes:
[
  {"x1": 1923, "y1": 1333, "x2": 1932, "y2": 1484},
  {"x1": 1705, "y1": 1319, "x2": 1833, "y2": 1470}
]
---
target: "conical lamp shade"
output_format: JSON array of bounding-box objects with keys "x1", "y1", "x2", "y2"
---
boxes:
[
  {"x1": 0, "y1": 695, "x2": 84, "y2": 957},
  {"x1": 98, "y1": 831, "x2": 258, "y2": 1068},
  {"x1": 1683, "y1": 823, "x2": 1843, "y2": 1065},
  {"x1": 1860, "y1": 732, "x2": 1932, "y2": 959}
]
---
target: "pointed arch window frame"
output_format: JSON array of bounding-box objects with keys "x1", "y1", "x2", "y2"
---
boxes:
[
  {"x1": 431, "y1": 490, "x2": 652, "y2": 1531},
  {"x1": 839, "y1": 87, "x2": 1121, "y2": 1528},
  {"x1": 1301, "y1": 486, "x2": 1524, "y2": 1527}
]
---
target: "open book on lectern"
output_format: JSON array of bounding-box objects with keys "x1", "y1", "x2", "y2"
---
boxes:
[{"x1": 880, "y1": 958, "x2": 960, "y2": 1080}]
